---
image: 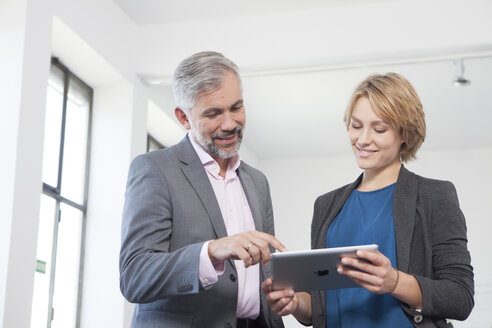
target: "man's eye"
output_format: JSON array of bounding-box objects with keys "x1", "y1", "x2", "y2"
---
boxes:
[
  {"x1": 206, "y1": 113, "x2": 219, "y2": 118},
  {"x1": 231, "y1": 106, "x2": 241, "y2": 112}
]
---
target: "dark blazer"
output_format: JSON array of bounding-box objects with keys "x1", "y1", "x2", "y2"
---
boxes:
[
  {"x1": 310, "y1": 166, "x2": 474, "y2": 328},
  {"x1": 119, "y1": 136, "x2": 283, "y2": 328}
]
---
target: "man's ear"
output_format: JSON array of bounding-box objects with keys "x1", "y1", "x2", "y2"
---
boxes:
[{"x1": 175, "y1": 107, "x2": 191, "y2": 130}]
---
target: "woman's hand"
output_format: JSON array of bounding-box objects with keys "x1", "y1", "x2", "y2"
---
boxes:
[
  {"x1": 337, "y1": 249, "x2": 398, "y2": 294},
  {"x1": 338, "y1": 249, "x2": 423, "y2": 308},
  {"x1": 261, "y1": 278, "x2": 313, "y2": 324}
]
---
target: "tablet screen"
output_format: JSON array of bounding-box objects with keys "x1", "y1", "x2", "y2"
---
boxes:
[{"x1": 271, "y1": 244, "x2": 378, "y2": 291}]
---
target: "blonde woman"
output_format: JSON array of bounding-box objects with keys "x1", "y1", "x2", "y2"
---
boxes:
[{"x1": 262, "y1": 73, "x2": 474, "y2": 327}]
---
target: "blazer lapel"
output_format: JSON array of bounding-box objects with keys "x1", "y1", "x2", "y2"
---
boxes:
[
  {"x1": 237, "y1": 166, "x2": 263, "y2": 233},
  {"x1": 316, "y1": 175, "x2": 362, "y2": 249},
  {"x1": 177, "y1": 137, "x2": 228, "y2": 239},
  {"x1": 393, "y1": 165, "x2": 418, "y2": 272}
]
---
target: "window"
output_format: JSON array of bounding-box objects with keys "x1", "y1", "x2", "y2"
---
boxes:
[
  {"x1": 31, "y1": 58, "x2": 92, "y2": 328},
  {"x1": 147, "y1": 134, "x2": 165, "y2": 152}
]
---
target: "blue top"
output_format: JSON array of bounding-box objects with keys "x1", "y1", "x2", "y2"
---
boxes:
[{"x1": 324, "y1": 183, "x2": 412, "y2": 328}]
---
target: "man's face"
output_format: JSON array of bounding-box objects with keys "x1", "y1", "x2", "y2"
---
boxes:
[{"x1": 186, "y1": 71, "x2": 246, "y2": 159}]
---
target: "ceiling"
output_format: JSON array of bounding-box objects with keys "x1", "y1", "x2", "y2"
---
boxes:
[
  {"x1": 115, "y1": 0, "x2": 492, "y2": 160},
  {"x1": 115, "y1": 0, "x2": 398, "y2": 25}
]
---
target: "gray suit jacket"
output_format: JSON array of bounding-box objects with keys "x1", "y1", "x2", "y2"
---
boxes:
[
  {"x1": 119, "y1": 136, "x2": 283, "y2": 328},
  {"x1": 310, "y1": 166, "x2": 474, "y2": 328}
]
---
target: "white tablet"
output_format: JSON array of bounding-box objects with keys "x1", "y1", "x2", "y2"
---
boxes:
[{"x1": 271, "y1": 244, "x2": 378, "y2": 292}]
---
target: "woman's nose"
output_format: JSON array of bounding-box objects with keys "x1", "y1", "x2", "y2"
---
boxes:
[{"x1": 357, "y1": 128, "x2": 372, "y2": 145}]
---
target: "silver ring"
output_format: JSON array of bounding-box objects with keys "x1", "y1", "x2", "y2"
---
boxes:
[{"x1": 246, "y1": 243, "x2": 253, "y2": 251}]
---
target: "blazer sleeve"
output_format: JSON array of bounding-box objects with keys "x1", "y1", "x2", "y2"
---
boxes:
[
  {"x1": 264, "y1": 178, "x2": 275, "y2": 236},
  {"x1": 414, "y1": 181, "x2": 474, "y2": 320},
  {"x1": 119, "y1": 154, "x2": 203, "y2": 303}
]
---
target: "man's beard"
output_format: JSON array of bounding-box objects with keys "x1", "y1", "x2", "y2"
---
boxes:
[{"x1": 190, "y1": 124, "x2": 243, "y2": 159}]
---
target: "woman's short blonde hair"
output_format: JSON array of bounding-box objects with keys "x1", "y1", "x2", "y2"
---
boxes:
[{"x1": 344, "y1": 72, "x2": 426, "y2": 162}]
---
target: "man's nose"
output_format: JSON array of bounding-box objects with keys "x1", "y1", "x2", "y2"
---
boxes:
[{"x1": 221, "y1": 112, "x2": 236, "y2": 131}]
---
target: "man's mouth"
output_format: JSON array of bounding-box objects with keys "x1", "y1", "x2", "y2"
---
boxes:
[
  {"x1": 216, "y1": 133, "x2": 236, "y2": 140},
  {"x1": 212, "y1": 126, "x2": 242, "y2": 142},
  {"x1": 214, "y1": 133, "x2": 238, "y2": 147}
]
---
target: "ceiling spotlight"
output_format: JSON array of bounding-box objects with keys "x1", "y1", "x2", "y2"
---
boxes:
[{"x1": 453, "y1": 59, "x2": 471, "y2": 87}]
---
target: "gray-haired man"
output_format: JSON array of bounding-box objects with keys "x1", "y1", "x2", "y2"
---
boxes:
[{"x1": 119, "y1": 51, "x2": 286, "y2": 328}]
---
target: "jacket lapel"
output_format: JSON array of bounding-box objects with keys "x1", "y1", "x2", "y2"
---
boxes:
[
  {"x1": 316, "y1": 175, "x2": 362, "y2": 249},
  {"x1": 393, "y1": 165, "x2": 418, "y2": 271},
  {"x1": 237, "y1": 166, "x2": 263, "y2": 233},
  {"x1": 177, "y1": 137, "x2": 228, "y2": 239}
]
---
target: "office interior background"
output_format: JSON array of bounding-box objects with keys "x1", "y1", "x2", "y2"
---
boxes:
[{"x1": 1, "y1": 0, "x2": 491, "y2": 327}]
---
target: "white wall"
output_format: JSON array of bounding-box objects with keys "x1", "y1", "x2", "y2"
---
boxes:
[
  {"x1": 0, "y1": 1, "x2": 52, "y2": 327},
  {"x1": 0, "y1": 0, "x2": 147, "y2": 327},
  {"x1": 83, "y1": 83, "x2": 146, "y2": 328},
  {"x1": 260, "y1": 147, "x2": 492, "y2": 327}
]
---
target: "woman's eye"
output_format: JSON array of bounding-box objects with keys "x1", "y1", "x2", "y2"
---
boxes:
[
  {"x1": 351, "y1": 123, "x2": 361, "y2": 129},
  {"x1": 375, "y1": 129, "x2": 387, "y2": 133}
]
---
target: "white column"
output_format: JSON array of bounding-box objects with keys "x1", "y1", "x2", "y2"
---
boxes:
[
  {"x1": 81, "y1": 83, "x2": 146, "y2": 328},
  {"x1": 0, "y1": 0, "x2": 52, "y2": 327}
]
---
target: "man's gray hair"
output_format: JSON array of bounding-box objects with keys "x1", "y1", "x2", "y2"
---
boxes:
[{"x1": 172, "y1": 51, "x2": 242, "y2": 113}]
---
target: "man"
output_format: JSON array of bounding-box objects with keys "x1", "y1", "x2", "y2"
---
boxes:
[{"x1": 119, "y1": 51, "x2": 286, "y2": 328}]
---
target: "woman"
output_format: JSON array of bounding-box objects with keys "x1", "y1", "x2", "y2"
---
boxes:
[{"x1": 262, "y1": 73, "x2": 474, "y2": 327}]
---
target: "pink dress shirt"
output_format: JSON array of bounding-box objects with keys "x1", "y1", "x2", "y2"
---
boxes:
[{"x1": 189, "y1": 134, "x2": 260, "y2": 319}]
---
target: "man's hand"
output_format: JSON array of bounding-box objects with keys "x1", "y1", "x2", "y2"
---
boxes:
[
  {"x1": 262, "y1": 278, "x2": 312, "y2": 324},
  {"x1": 261, "y1": 278, "x2": 298, "y2": 316},
  {"x1": 208, "y1": 230, "x2": 287, "y2": 267}
]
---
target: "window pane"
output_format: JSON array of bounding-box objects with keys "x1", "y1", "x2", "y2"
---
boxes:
[
  {"x1": 51, "y1": 204, "x2": 83, "y2": 328},
  {"x1": 60, "y1": 77, "x2": 90, "y2": 204},
  {"x1": 41, "y1": 65, "x2": 64, "y2": 188},
  {"x1": 147, "y1": 134, "x2": 165, "y2": 152},
  {"x1": 31, "y1": 194, "x2": 57, "y2": 328}
]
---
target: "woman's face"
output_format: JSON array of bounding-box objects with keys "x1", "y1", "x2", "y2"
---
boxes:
[{"x1": 348, "y1": 96, "x2": 403, "y2": 173}]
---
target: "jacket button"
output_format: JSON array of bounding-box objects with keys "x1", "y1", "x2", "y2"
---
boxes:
[
  {"x1": 413, "y1": 314, "x2": 423, "y2": 323},
  {"x1": 230, "y1": 274, "x2": 236, "y2": 282}
]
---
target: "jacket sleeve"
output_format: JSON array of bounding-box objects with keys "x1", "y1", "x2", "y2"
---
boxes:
[
  {"x1": 119, "y1": 154, "x2": 203, "y2": 303},
  {"x1": 414, "y1": 181, "x2": 474, "y2": 320},
  {"x1": 264, "y1": 178, "x2": 275, "y2": 236}
]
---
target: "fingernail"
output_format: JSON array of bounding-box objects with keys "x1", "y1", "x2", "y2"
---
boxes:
[
  {"x1": 357, "y1": 250, "x2": 362, "y2": 256},
  {"x1": 289, "y1": 290, "x2": 294, "y2": 296},
  {"x1": 337, "y1": 267, "x2": 343, "y2": 273}
]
